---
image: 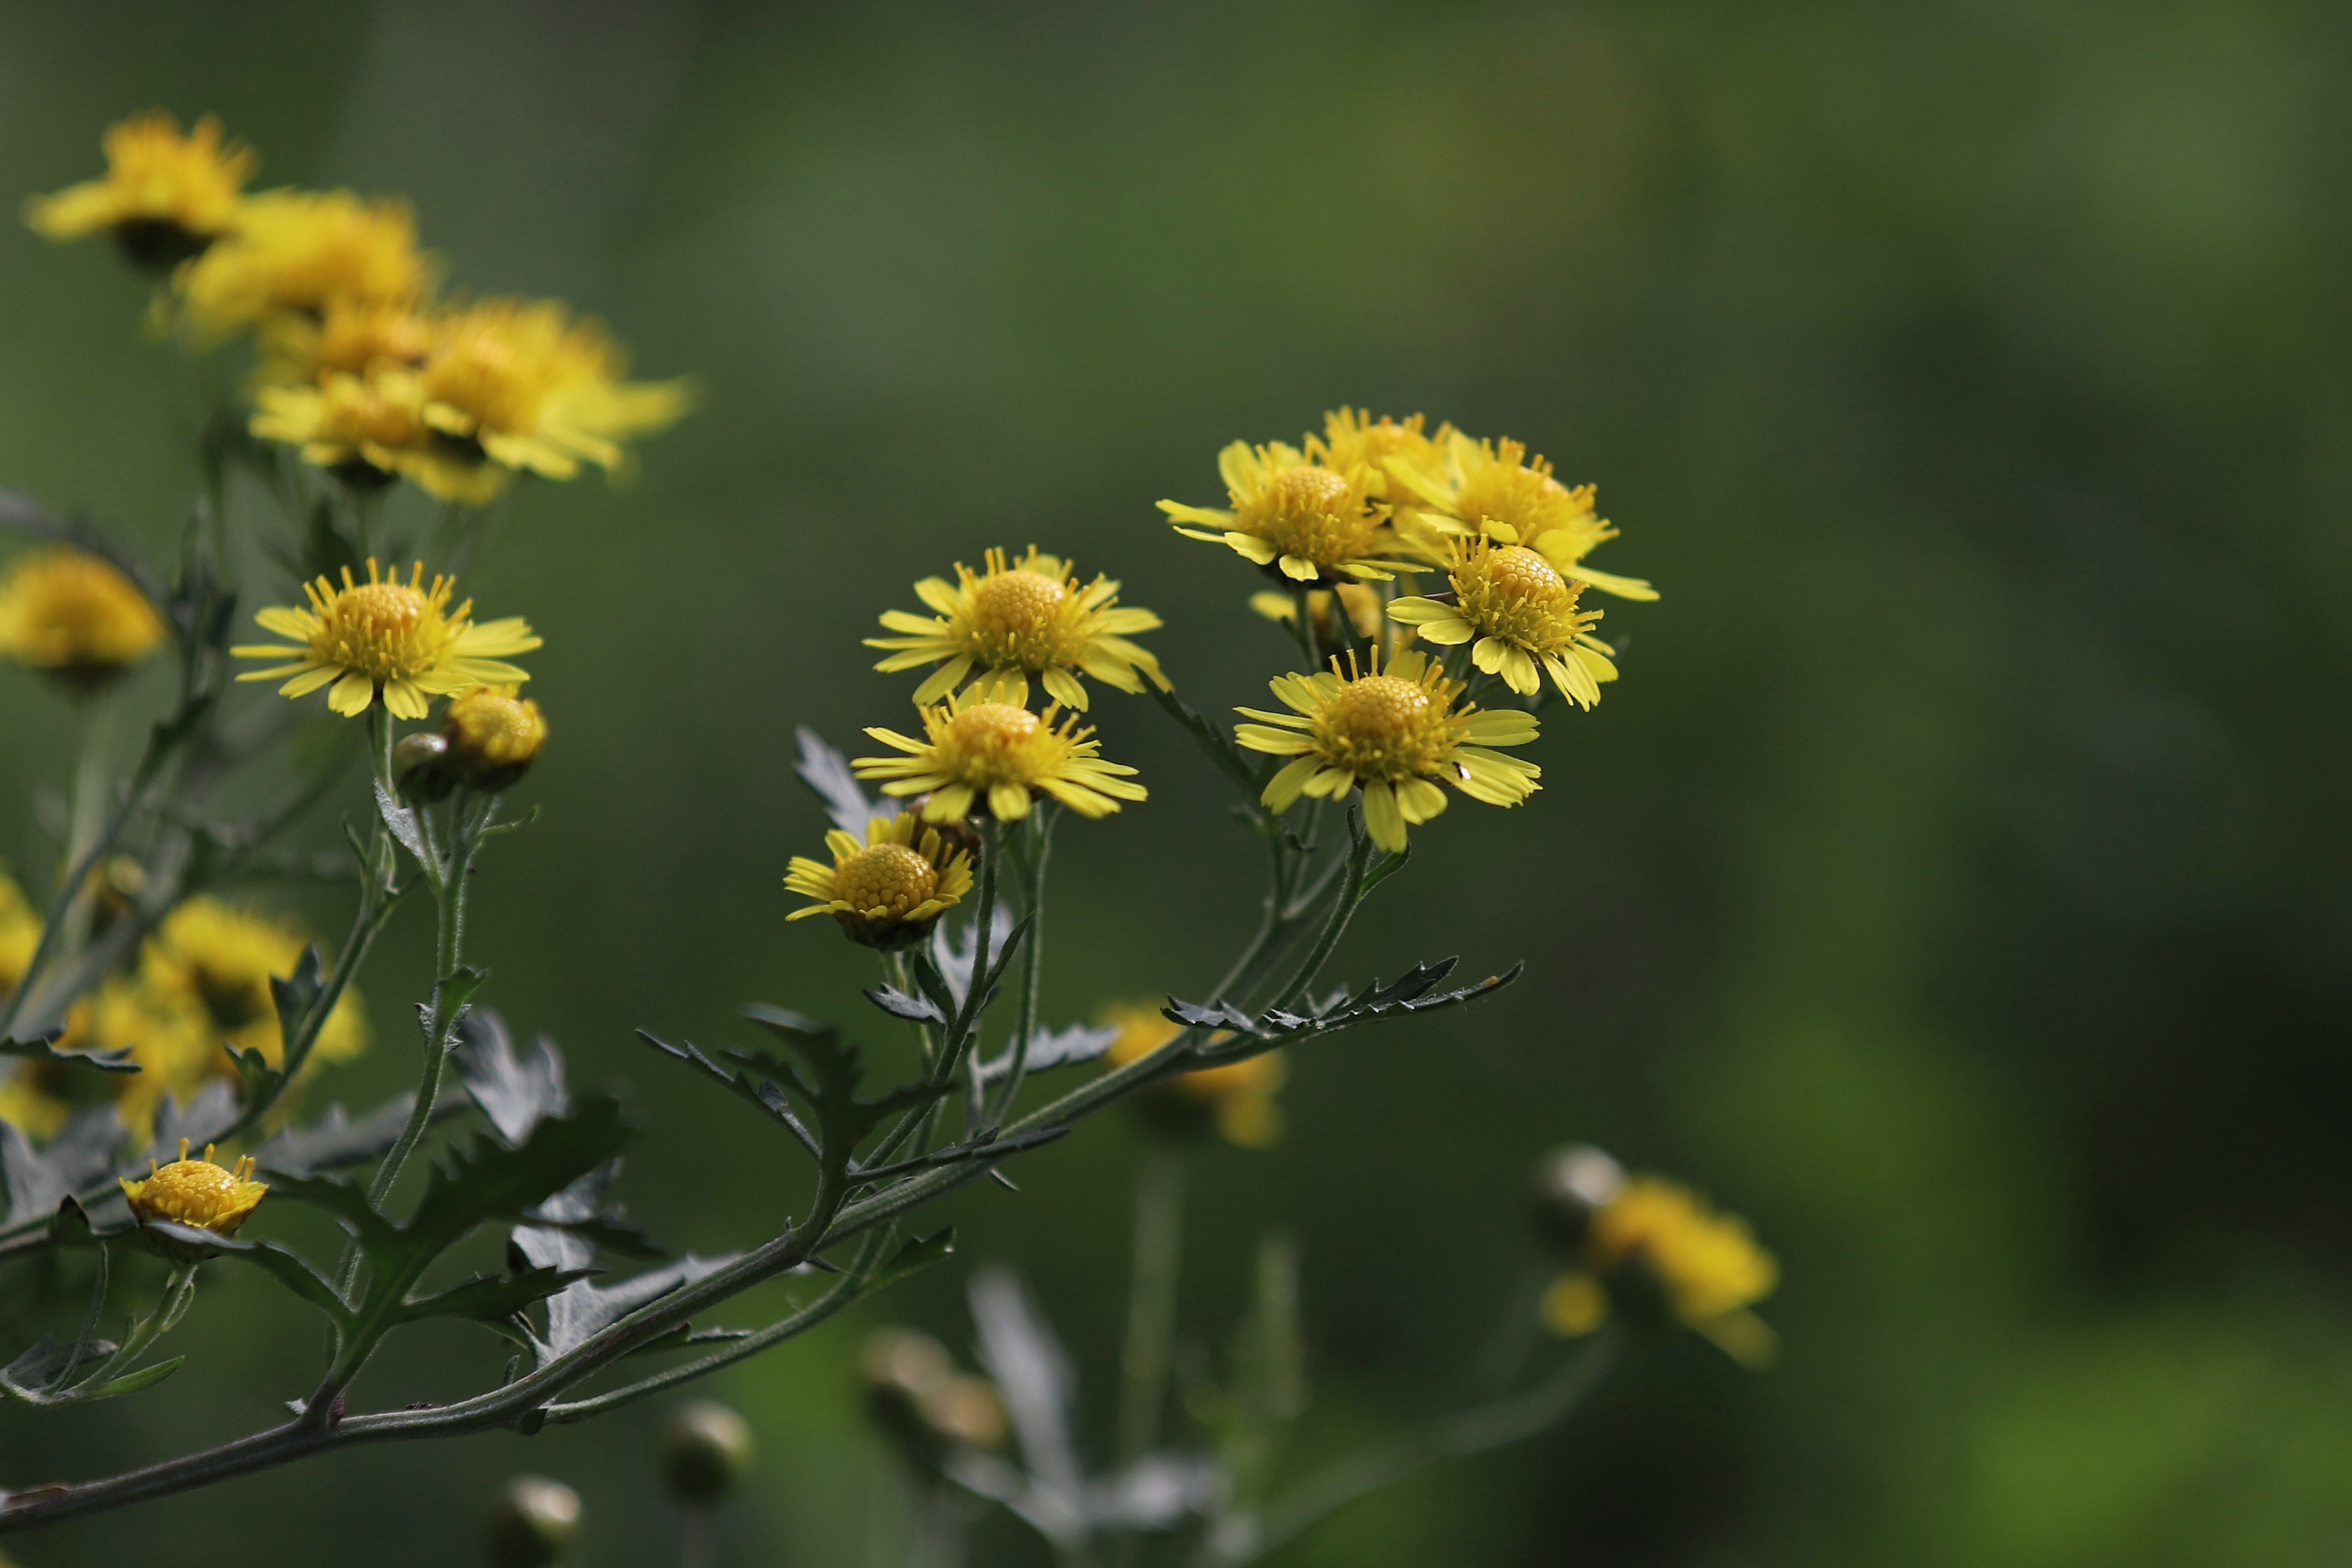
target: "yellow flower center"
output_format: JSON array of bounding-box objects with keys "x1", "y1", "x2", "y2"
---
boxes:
[
  {"x1": 124, "y1": 1153, "x2": 264, "y2": 1235},
  {"x1": 1454, "y1": 543, "x2": 1586, "y2": 655},
  {"x1": 445, "y1": 686, "x2": 547, "y2": 770},
  {"x1": 965, "y1": 569, "x2": 1074, "y2": 668},
  {"x1": 1483, "y1": 545, "x2": 1567, "y2": 602},
  {"x1": 945, "y1": 701, "x2": 1043, "y2": 762},
  {"x1": 314, "y1": 581, "x2": 450, "y2": 682},
  {"x1": 1314, "y1": 673, "x2": 1456, "y2": 781},
  {"x1": 1249, "y1": 465, "x2": 1381, "y2": 567},
  {"x1": 833, "y1": 842, "x2": 940, "y2": 915}
]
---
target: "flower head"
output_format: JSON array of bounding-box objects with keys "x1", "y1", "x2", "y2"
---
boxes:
[
  {"x1": 1317, "y1": 409, "x2": 1445, "y2": 502},
  {"x1": 0, "y1": 548, "x2": 166, "y2": 685},
  {"x1": 439, "y1": 684, "x2": 548, "y2": 789},
  {"x1": 173, "y1": 189, "x2": 430, "y2": 341},
  {"x1": 867, "y1": 547, "x2": 1168, "y2": 711},
  {"x1": 144, "y1": 897, "x2": 367, "y2": 1069},
  {"x1": 1542, "y1": 1174, "x2": 1778, "y2": 1368},
  {"x1": 1387, "y1": 539, "x2": 1618, "y2": 706},
  {"x1": 785, "y1": 812, "x2": 974, "y2": 950},
  {"x1": 855, "y1": 692, "x2": 1146, "y2": 824},
  {"x1": 250, "y1": 369, "x2": 507, "y2": 504},
  {"x1": 1102, "y1": 1003, "x2": 1286, "y2": 1148},
  {"x1": 256, "y1": 295, "x2": 434, "y2": 385},
  {"x1": 232, "y1": 559, "x2": 539, "y2": 719},
  {"x1": 1234, "y1": 646, "x2": 1539, "y2": 852},
  {"x1": 24, "y1": 111, "x2": 256, "y2": 271},
  {"x1": 1161, "y1": 439, "x2": 1419, "y2": 584},
  {"x1": 121, "y1": 1139, "x2": 269, "y2": 1237},
  {"x1": 1395, "y1": 432, "x2": 1655, "y2": 602}
]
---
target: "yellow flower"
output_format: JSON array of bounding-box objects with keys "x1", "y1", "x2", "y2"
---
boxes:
[
  {"x1": 1249, "y1": 584, "x2": 1386, "y2": 644},
  {"x1": 254, "y1": 295, "x2": 434, "y2": 386},
  {"x1": 854, "y1": 691, "x2": 1146, "y2": 825},
  {"x1": 1541, "y1": 1176, "x2": 1779, "y2": 1368},
  {"x1": 0, "y1": 547, "x2": 166, "y2": 685},
  {"x1": 173, "y1": 188, "x2": 430, "y2": 341},
  {"x1": 250, "y1": 369, "x2": 509, "y2": 504},
  {"x1": 1387, "y1": 539, "x2": 1618, "y2": 706},
  {"x1": 142, "y1": 897, "x2": 368, "y2": 1071},
  {"x1": 441, "y1": 685, "x2": 548, "y2": 788},
  {"x1": 1233, "y1": 647, "x2": 1540, "y2": 853},
  {"x1": 23, "y1": 111, "x2": 255, "y2": 271},
  {"x1": 232, "y1": 559, "x2": 539, "y2": 719},
  {"x1": 1101, "y1": 1003, "x2": 1285, "y2": 1148},
  {"x1": 867, "y1": 547, "x2": 1169, "y2": 711},
  {"x1": 1393, "y1": 432, "x2": 1656, "y2": 602},
  {"x1": 120, "y1": 1140, "x2": 268, "y2": 1236},
  {"x1": 1317, "y1": 408, "x2": 1445, "y2": 503},
  {"x1": 1160, "y1": 439, "x2": 1420, "y2": 584},
  {"x1": 784, "y1": 812, "x2": 974, "y2": 950},
  {"x1": 417, "y1": 296, "x2": 691, "y2": 484}
]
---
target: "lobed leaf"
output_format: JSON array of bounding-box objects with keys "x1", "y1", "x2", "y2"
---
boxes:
[{"x1": 452, "y1": 1008, "x2": 568, "y2": 1147}]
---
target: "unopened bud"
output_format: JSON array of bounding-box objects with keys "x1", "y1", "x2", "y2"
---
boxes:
[
  {"x1": 1530, "y1": 1144, "x2": 1624, "y2": 1255},
  {"x1": 442, "y1": 684, "x2": 547, "y2": 791},
  {"x1": 393, "y1": 730, "x2": 454, "y2": 802},
  {"x1": 483, "y1": 1474, "x2": 580, "y2": 1566},
  {"x1": 659, "y1": 1399, "x2": 755, "y2": 1508}
]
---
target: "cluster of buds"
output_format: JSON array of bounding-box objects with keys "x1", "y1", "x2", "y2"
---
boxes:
[
  {"x1": 395, "y1": 684, "x2": 547, "y2": 800},
  {"x1": 862, "y1": 1327, "x2": 1009, "y2": 1471}
]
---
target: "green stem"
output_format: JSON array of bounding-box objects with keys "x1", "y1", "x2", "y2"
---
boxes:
[
  {"x1": 57, "y1": 689, "x2": 116, "y2": 957},
  {"x1": 365, "y1": 812, "x2": 473, "y2": 1211},
  {"x1": 1272, "y1": 829, "x2": 1373, "y2": 1010},
  {"x1": 1114, "y1": 1146, "x2": 1185, "y2": 1464},
  {"x1": 987, "y1": 807, "x2": 1053, "y2": 1127}
]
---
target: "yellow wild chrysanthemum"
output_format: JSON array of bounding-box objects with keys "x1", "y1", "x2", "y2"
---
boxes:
[
  {"x1": 142, "y1": 897, "x2": 367, "y2": 1071},
  {"x1": 121, "y1": 1140, "x2": 268, "y2": 1237},
  {"x1": 232, "y1": 560, "x2": 538, "y2": 719},
  {"x1": 441, "y1": 685, "x2": 547, "y2": 787},
  {"x1": 1541, "y1": 1176, "x2": 1779, "y2": 1368},
  {"x1": 254, "y1": 295, "x2": 433, "y2": 386},
  {"x1": 1394, "y1": 432, "x2": 1656, "y2": 602},
  {"x1": 1102, "y1": 1003, "x2": 1286, "y2": 1148},
  {"x1": 867, "y1": 547, "x2": 1169, "y2": 711},
  {"x1": 1233, "y1": 647, "x2": 1540, "y2": 853},
  {"x1": 173, "y1": 188, "x2": 430, "y2": 341},
  {"x1": 1316, "y1": 409, "x2": 1445, "y2": 505},
  {"x1": 0, "y1": 548, "x2": 166, "y2": 685},
  {"x1": 24, "y1": 111, "x2": 255, "y2": 271},
  {"x1": 785, "y1": 812, "x2": 974, "y2": 950},
  {"x1": 855, "y1": 692, "x2": 1147, "y2": 825},
  {"x1": 417, "y1": 297, "x2": 690, "y2": 485},
  {"x1": 1387, "y1": 540, "x2": 1618, "y2": 706},
  {"x1": 250, "y1": 369, "x2": 508, "y2": 504},
  {"x1": 1160, "y1": 440, "x2": 1419, "y2": 584}
]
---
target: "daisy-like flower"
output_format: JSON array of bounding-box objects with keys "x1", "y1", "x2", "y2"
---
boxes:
[
  {"x1": 1101, "y1": 1003, "x2": 1286, "y2": 1148},
  {"x1": 1387, "y1": 539, "x2": 1619, "y2": 706},
  {"x1": 1316, "y1": 408, "x2": 1445, "y2": 510},
  {"x1": 417, "y1": 296, "x2": 691, "y2": 485},
  {"x1": 232, "y1": 559, "x2": 539, "y2": 719},
  {"x1": 855, "y1": 691, "x2": 1147, "y2": 824},
  {"x1": 255, "y1": 295, "x2": 433, "y2": 386},
  {"x1": 1233, "y1": 647, "x2": 1540, "y2": 852},
  {"x1": 1393, "y1": 432, "x2": 1656, "y2": 602},
  {"x1": 0, "y1": 547, "x2": 166, "y2": 685},
  {"x1": 121, "y1": 1140, "x2": 269, "y2": 1237},
  {"x1": 1542, "y1": 1174, "x2": 1779, "y2": 1368},
  {"x1": 250, "y1": 369, "x2": 509, "y2": 504},
  {"x1": 1160, "y1": 440, "x2": 1420, "y2": 584},
  {"x1": 142, "y1": 897, "x2": 367, "y2": 1073},
  {"x1": 867, "y1": 547, "x2": 1169, "y2": 711},
  {"x1": 174, "y1": 188, "x2": 430, "y2": 341},
  {"x1": 785, "y1": 812, "x2": 975, "y2": 950},
  {"x1": 23, "y1": 111, "x2": 256, "y2": 271}
]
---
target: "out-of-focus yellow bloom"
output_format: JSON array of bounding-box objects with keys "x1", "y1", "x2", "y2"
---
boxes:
[
  {"x1": 24, "y1": 111, "x2": 255, "y2": 271},
  {"x1": 1392, "y1": 433, "x2": 1655, "y2": 601},
  {"x1": 1101, "y1": 1003, "x2": 1286, "y2": 1148},
  {"x1": 1541, "y1": 1175, "x2": 1779, "y2": 1367},
  {"x1": 174, "y1": 188, "x2": 429, "y2": 340},
  {"x1": 1233, "y1": 647, "x2": 1540, "y2": 853},
  {"x1": 1317, "y1": 409, "x2": 1445, "y2": 507},
  {"x1": 856, "y1": 693, "x2": 1146, "y2": 825},
  {"x1": 250, "y1": 369, "x2": 508, "y2": 504},
  {"x1": 0, "y1": 548, "x2": 166, "y2": 685},
  {"x1": 1161, "y1": 439, "x2": 1420, "y2": 584},
  {"x1": 785, "y1": 812, "x2": 973, "y2": 950},
  {"x1": 868, "y1": 547, "x2": 1168, "y2": 711},
  {"x1": 121, "y1": 1140, "x2": 267, "y2": 1236},
  {"x1": 233, "y1": 560, "x2": 538, "y2": 719},
  {"x1": 1388, "y1": 539, "x2": 1617, "y2": 706},
  {"x1": 416, "y1": 297, "x2": 690, "y2": 484},
  {"x1": 255, "y1": 295, "x2": 434, "y2": 385},
  {"x1": 1249, "y1": 584, "x2": 1386, "y2": 644},
  {"x1": 142, "y1": 898, "x2": 367, "y2": 1070}
]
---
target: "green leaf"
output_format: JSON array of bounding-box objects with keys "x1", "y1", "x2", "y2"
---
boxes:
[
  {"x1": 92, "y1": 1356, "x2": 184, "y2": 1399},
  {"x1": 865, "y1": 1227, "x2": 955, "y2": 1291},
  {"x1": 182, "y1": 1228, "x2": 351, "y2": 1322},
  {"x1": 735, "y1": 1006, "x2": 952, "y2": 1185},
  {"x1": 0, "y1": 1034, "x2": 139, "y2": 1075},
  {"x1": 251, "y1": 1092, "x2": 444, "y2": 1178},
  {"x1": 2, "y1": 1108, "x2": 126, "y2": 1228},
  {"x1": 403, "y1": 1095, "x2": 632, "y2": 1260},
  {"x1": 400, "y1": 1264, "x2": 600, "y2": 1326},
  {"x1": 453, "y1": 1009, "x2": 568, "y2": 1146},
  {"x1": 267, "y1": 1172, "x2": 404, "y2": 1265}
]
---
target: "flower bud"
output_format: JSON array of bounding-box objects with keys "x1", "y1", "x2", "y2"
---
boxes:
[
  {"x1": 919, "y1": 1373, "x2": 1009, "y2": 1450},
  {"x1": 1530, "y1": 1143, "x2": 1623, "y2": 1256},
  {"x1": 393, "y1": 730, "x2": 454, "y2": 802},
  {"x1": 483, "y1": 1474, "x2": 580, "y2": 1567},
  {"x1": 441, "y1": 684, "x2": 547, "y2": 791},
  {"x1": 658, "y1": 1399, "x2": 755, "y2": 1508}
]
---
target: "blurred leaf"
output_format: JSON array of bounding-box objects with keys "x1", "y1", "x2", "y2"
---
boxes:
[
  {"x1": 453, "y1": 1008, "x2": 568, "y2": 1147},
  {"x1": 144, "y1": 1082, "x2": 240, "y2": 1165},
  {"x1": 253, "y1": 1092, "x2": 455, "y2": 1178},
  {"x1": 865, "y1": 984, "x2": 945, "y2": 1026},
  {"x1": 796, "y1": 726, "x2": 883, "y2": 836},
  {"x1": 0, "y1": 1033, "x2": 139, "y2": 1075},
  {"x1": 928, "y1": 905, "x2": 1017, "y2": 1011},
  {"x1": 2, "y1": 1108, "x2": 125, "y2": 1228},
  {"x1": 865, "y1": 1225, "x2": 955, "y2": 1290},
  {"x1": 971, "y1": 1266, "x2": 1085, "y2": 1497},
  {"x1": 976, "y1": 1021, "x2": 1119, "y2": 1085},
  {"x1": 639, "y1": 1029, "x2": 820, "y2": 1158},
  {"x1": 509, "y1": 1171, "x2": 735, "y2": 1360}
]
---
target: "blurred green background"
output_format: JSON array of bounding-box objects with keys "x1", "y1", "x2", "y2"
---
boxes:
[{"x1": 3, "y1": 0, "x2": 2351, "y2": 1563}]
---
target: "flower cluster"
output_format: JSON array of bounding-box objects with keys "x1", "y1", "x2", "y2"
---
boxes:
[{"x1": 26, "y1": 112, "x2": 690, "y2": 505}]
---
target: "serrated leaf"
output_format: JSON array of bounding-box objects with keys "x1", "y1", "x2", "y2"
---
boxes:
[
  {"x1": 404, "y1": 1097, "x2": 631, "y2": 1259},
  {"x1": 266, "y1": 1172, "x2": 404, "y2": 1262},
  {"x1": 640, "y1": 1029, "x2": 820, "y2": 1157},
  {"x1": 737, "y1": 1005, "x2": 952, "y2": 1182},
  {"x1": 795, "y1": 727, "x2": 884, "y2": 836},
  {"x1": 144, "y1": 1081, "x2": 240, "y2": 1165},
  {"x1": 181, "y1": 1228, "x2": 350, "y2": 1320},
  {"x1": 928, "y1": 905, "x2": 1016, "y2": 1010},
  {"x1": 2, "y1": 1108, "x2": 125, "y2": 1228},
  {"x1": 221, "y1": 1041, "x2": 285, "y2": 1106},
  {"x1": 0, "y1": 1034, "x2": 139, "y2": 1074},
  {"x1": 266, "y1": 945, "x2": 326, "y2": 1058},
  {"x1": 865, "y1": 985, "x2": 946, "y2": 1026},
  {"x1": 452, "y1": 1008, "x2": 567, "y2": 1147},
  {"x1": 975, "y1": 1022, "x2": 1119, "y2": 1085},
  {"x1": 401, "y1": 1264, "x2": 600, "y2": 1326},
  {"x1": 252, "y1": 1093, "x2": 428, "y2": 1177}
]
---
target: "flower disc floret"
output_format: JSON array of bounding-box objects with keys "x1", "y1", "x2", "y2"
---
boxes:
[
  {"x1": 1395, "y1": 432, "x2": 1657, "y2": 602},
  {"x1": 24, "y1": 112, "x2": 255, "y2": 270},
  {"x1": 1160, "y1": 440, "x2": 1419, "y2": 584},
  {"x1": 1389, "y1": 540, "x2": 1619, "y2": 705},
  {"x1": 120, "y1": 1140, "x2": 268, "y2": 1237},
  {"x1": 232, "y1": 558, "x2": 539, "y2": 719},
  {"x1": 785, "y1": 812, "x2": 974, "y2": 948},
  {"x1": 867, "y1": 547, "x2": 1169, "y2": 711},
  {"x1": 854, "y1": 692, "x2": 1147, "y2": 825},
  {"x1": 0, "y1": 548, "x2": 166, "y2": 683},
  {"x1": 1234, "y1": 647, "x2": 1540, "y2": 852},
  {"x1": 1540, "y1": 1175, "x2": 1778, "y2": 1367}
]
